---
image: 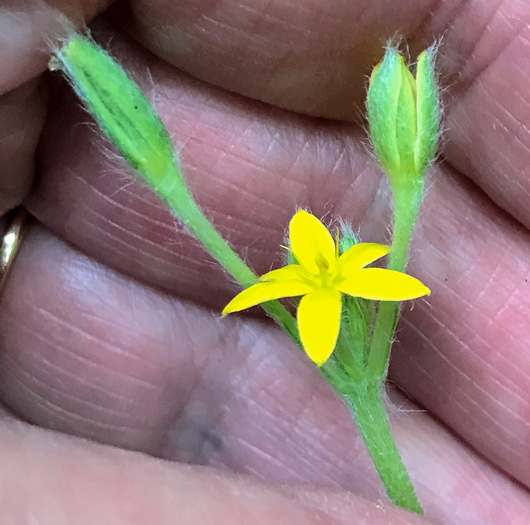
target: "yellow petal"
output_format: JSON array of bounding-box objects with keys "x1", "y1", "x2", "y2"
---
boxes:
[
  {"x1": 336, "y1": 243, "x2": 390, "y2": 276},
  {"x1": 289, "y1": 210, "x2": 336, "y2": 275},
  {"x1": 297, "y1": 288, "x2": 342, "y2": 366},
  {"x1": 259, "y1": 264, "x2": 308, "y2": 283},
  {"x1": 223, "y1": 281, "x2": 313, "y2": 316},
  {"x1": 335, "y1": 268, "x2": 430, "y2": 301}
]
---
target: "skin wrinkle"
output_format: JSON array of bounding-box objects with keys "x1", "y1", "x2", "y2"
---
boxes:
[
  {"x1": 6, "y1": 361, "x2": 152, "y2": 435},
  {"x1": 491, "y1": 81, "x2": 530, "y2": 156},
  {"x1": 486, "y1": 80, "x2": 529, "y2": 156},
  {"x1": 471, "y1": 1, "x2": 530, "y2": 88},
  {"x1": 4, "y1": 270, "x2": 202, "y2": 450},
  {"x1": 261, "y1": 127, "x2": 287, "y2": 163},
  {"x1": 125, "y1": 0, "x2": 424, "y2": 116},
  {"x1": 473, "y1": 276, "x2": 521, "y2": 329},
  {"x1": 72, "y1": 168, "x2": 181, "y2": 236},
  {"x1": 441, "y1": 225, "x2": 478, "y2": 284},
  {"x1": 400, "y1": 414, "x2": 497, "y2": 501},
  {"x1": 213, "y1": 333, "x2": 313, "y2": 458},
  {"x1": 339, "y1": 154, "x2": 385, "y2": 234},
  {"x1": 448, "y1": 0, "x2": 510, "y2": 93},
  {"x1": 392, "y1": 420, "x2": 517, "y2": 524},
  {"x1": 204, "y1": 167, "x2": 287, "y2": 223},
  {"x1": 232, "y1": 3, "x2": 312, "y2": 70},
  {"x1": 79, "y1": 215, "x2": 181, "y2": 269},
  {"x1": 234, "y1": 437, "x2": 302, "y2": 480},
  {"x1": 246, "y1": 422, "x2": 343, "y2": 488},
  {"x1": 36, "y1": 305, "x2": 168, "y2": 375},
  {"x1": 179, "y1": 127, "x2": 315, "y2": 233},
  {"x1": 420, "y1": 290, "x2": 529, "y2": 406},
  {"x1": 429, "y1": 270, "x2": 511, "y2": 364},
  {"x1": 78, "y1": 210, "x2": 218, "y2": 281},
  {"x1": 31, "y1": 335, "x2": 165, "y2": 405},
  {"x1": 469, "y1": 325, "x2": 528, "y2": 402},
  {"x1": 428, "y1": 0, "x2": 521, "y2": 98},
  {"x1": 444, "y1": 53, "x2": 530, "y2": 229},
  {"x1": 469, "y1": 258, "x2": 505, "y2": 309},
  {"x1": 11, "y1": 303, "x2": 130, "y2": 380},
  {"x1": 198, "y1": 126, "x2": 309, "y2": 216},
  {"x1": 3, "y1": 328, "x2": 146, "y2": 413},
  {"x1": 431, "y1": 268, "x2": 530, "y2": 400},
  {"x1": 3, "y1": 364, "x2": 149, "y2": 437},
  {"x1": 87, "y1": 205, "x2": 189, "y2": 261},
  {"x1": 223, "y1": 405, "x2": 339, "y2": 485},
  {"x1": 309, "y1": 142, "x2": 367, "y2": 219},
  {"x1": 419, "y1": 169, "x2": 521, "y2": 280},
  {"x1": 488, "y1": 284, "x2": 530, "y2": 332},
  {"x1": 164, "y1": 311, "x2": 247, "y2": 463},
  {"x1": 283, "y1": 428, "x2": 351, "y2": 489},
  {"x1": 396, "y1": 317, "x2": 530, "y2": 459},
  {"x1": 211, "y1": 332, "x2": 369, "y2": 490},
  {"x1": 1, "y1": 339, "x2": 170, "y2": 438},
  {"x1": 398, "y1": 327, "x2": 506, "y2": 450},
  {"x1": 203, "y1": 209, "x2": 280, "y2": 260}
]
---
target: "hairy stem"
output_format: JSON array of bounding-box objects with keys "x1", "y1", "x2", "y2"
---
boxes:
[
  {"x1": 160, "y1": 172, "x2": 300, "y2": 343},
  {"x1": 366, "y1": 181, "x2": 424, "y2": 381},
  {"x1": 345, "y1": 383, "x2": 423, "y2": 514}
]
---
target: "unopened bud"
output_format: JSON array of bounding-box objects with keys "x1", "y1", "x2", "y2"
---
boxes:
[{"x1": 367, "y1": 45, "x2": 440, "y2": 184}]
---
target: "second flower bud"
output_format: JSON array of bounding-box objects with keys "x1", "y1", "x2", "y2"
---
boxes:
[{"x1": 367, "y1": 44, "x2": 440, "y2": 185}]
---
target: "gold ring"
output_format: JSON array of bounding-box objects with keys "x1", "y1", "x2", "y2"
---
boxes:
[{"x1": 0, "y1": 208, "x2": 28, "y2": 295}]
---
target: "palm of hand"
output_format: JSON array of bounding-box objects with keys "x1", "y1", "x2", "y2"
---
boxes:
[{"x1": 0, "y1": 1, "x2": 529, "y2": 523}]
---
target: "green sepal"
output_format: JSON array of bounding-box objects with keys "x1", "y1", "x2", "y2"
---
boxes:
[
  {"x1": 394, "y1": 58, "x2": 417, "y2": 176},
  {"x1": 366, "y1": 46, "x2": 402, "y2": 178},
  {"x1": 331, "y1": 222, "x2": 376, "y2": 373},
  {"x1": 414, "y1": 48, "x2": 440, "y2": 174}
]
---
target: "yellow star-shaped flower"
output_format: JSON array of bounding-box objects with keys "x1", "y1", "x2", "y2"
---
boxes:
[{"x1": 223, "y1": 210, "x2": 430, "y2": 366}]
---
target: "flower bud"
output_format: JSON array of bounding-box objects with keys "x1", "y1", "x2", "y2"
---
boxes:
[
  {"x1": 367, "y1": 44, "x2": 440, "y2": 184},
  {"x1": 51, "y1": 35, "x2": 183, "y2": 199}
]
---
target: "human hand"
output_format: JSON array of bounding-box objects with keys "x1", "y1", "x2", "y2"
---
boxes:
[{"x1": 1, "y1": 1, "x2": 529, "y2": 523}]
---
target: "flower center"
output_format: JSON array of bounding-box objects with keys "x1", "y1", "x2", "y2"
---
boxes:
[{"x1": 312, "y1": 261, "x2": 337, "y2": 288}]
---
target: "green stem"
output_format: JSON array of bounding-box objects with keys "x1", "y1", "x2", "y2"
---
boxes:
[
  {"x1": 162, "y1": 172, "x2": 300, "y2": 343},
  {"x1": 53, "y1": 35, "x2": 299, "y2": 345},
  {"x1": 344, "y1": 383, "x2": 423, "y2": 514},
  {"x1": 366, "y1": 181, "x2": 424, "y2": 381}
]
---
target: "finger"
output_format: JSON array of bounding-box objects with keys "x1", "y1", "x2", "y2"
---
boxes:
[
  {"x1": 116, "y1": 0, "x2": 430, "y2": 119},
  {"x1": 0, "y1": 0, "x2": 111, "y2": 96},
  {"x1": 0, "y1": 420, "x2": 430, "y2": 525},
  {"x1": 115, "y1": 0, "x2": 525, "y2": 119},
  {"x1": 0, "y1": 81, "x2": 46, "y2": 213},
  {"x1": 443, "y1": 8, "x2": 530, "y2": 229},
  {"x1": 0, "y1": 225, "x2": 528, "y2": 524},
  {"x1": 0, "y1": 0, "x2": 112, "y2": 214},
  {"x1": 30, "y1": 29, "x2": 530, "y2": 492},
  {"x1": 117, "y1": 0, "x2": 530, "y2": 233}
]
